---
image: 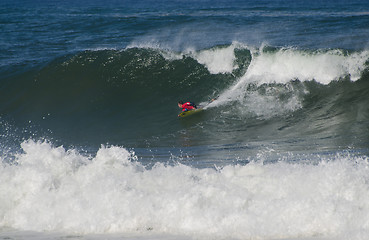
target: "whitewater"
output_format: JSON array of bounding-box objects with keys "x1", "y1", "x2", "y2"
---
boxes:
[{"x1": 1, "y1": 140, "x2": 369, "y2": 240}]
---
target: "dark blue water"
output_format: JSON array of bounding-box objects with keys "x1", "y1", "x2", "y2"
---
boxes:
[
  {"x1": 1, "y1": 0, "x2": 369, "y2": 239},
  {"x1": 2, "y1": 0, "x2": 369, "y2": 68}
]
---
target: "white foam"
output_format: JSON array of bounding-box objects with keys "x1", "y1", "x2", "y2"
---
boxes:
[
  {"x1": 237, "y1": 48, "x2": 369, "y2": 86},
  {"x1": 188, "y1": 42, "x2": 253, "y2": 74},
  {"x1": 205, "y1": 81, "x2": 305, "y2": 120},
  {"x1": 206, "y1": 47, "x2": 369, "y2": 119},
  {"x1": 126, "y1": 41, "x2": 246, "y2": 74},
  {"x1": 239, "y1": 88, "x2": 303, "y2": 119},
  {"x1": 190, "y1": 45, "x2": 238, "y2": 74},
  {"x1": 1, "y1": 140, "x2": 369, "y2": 239}
]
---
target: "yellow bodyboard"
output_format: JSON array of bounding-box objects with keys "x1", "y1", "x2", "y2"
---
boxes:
[{"x1": 178, "y1": 108, "x2": 203, "y2": 118}]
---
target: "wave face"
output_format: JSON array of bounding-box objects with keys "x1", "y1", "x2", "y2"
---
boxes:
[{"x1": 1, "y1": 44, "x2": 369, "y2": 152}]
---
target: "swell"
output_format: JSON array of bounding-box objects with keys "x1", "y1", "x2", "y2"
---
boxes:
[{"x1": 0, "y1": 45, "x2": 368, "y2": 149}]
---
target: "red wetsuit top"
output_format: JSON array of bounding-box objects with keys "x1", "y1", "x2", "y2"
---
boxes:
[{"x1": 181, "y1": 102, "x2": 196, "y2": 112}]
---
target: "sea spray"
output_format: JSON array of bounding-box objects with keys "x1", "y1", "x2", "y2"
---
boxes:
[
  {"x1": 191, "y1": 44, "x2": 238, "y2": 74},
  {"x1": 206, "y1": 46, "x2": 369, "y2": 119}
]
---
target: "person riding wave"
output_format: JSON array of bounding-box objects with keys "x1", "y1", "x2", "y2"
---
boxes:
[{"x1": 178, "y1": 101, "x2": 197, "y2": 112}]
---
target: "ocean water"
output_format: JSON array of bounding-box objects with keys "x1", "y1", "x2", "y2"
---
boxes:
[{"x1": 1, "y1": 0, "x2": 369, "y2": 239}]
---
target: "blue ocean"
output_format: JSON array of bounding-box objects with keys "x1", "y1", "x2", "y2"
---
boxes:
[{"x1": 1, "y1": 0, "x2": 369, "y2": 239}]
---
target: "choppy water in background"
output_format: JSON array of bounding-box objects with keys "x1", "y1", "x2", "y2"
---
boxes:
[{"x1": 1, "y1": 0, "x2": 369, "y2": 239}]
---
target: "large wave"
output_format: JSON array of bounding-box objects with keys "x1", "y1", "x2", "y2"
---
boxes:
[{"x1": 0, "y1": 44, "x2": 368, "y2": 149}]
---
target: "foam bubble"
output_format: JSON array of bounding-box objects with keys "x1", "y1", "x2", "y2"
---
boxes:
[{"x1": 1, "y1": 141, "x2": 369, "y2": 239}]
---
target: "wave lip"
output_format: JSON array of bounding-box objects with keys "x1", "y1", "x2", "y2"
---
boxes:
[
  {"x1": 240, "y1": 47, "x2": 369, "y2": 85},
  {"x1": 207, "y1": 46, "x2": 369, "y2": 121}
]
